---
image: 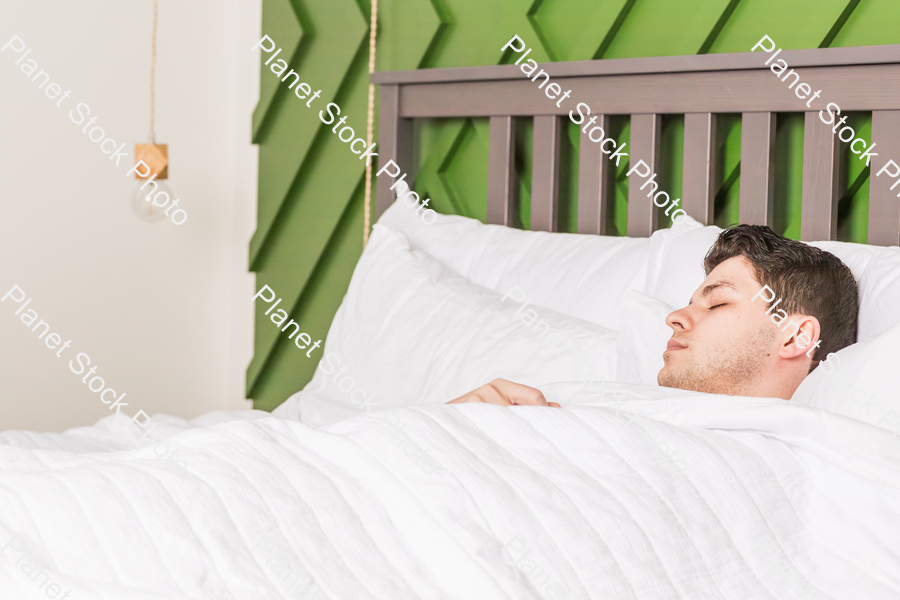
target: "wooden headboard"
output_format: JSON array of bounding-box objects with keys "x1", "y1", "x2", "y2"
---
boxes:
[{"x1": 372, "y1": 45, "x2": 900, "y2": 246}]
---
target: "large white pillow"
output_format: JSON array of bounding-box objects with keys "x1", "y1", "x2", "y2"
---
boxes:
[
  {"x1": 792, "y1": 319, "x2": 900, "y2": 438},
  {"x1": 274, "y1": 225, "x2": 618, "y2": 427},
  {"x1": 377, "y1": 199, "x2": 650, "y2": 331}
]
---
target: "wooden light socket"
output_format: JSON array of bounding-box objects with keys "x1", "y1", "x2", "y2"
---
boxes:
[{"x1": 134, "y1": 143, "x2": 168, "y2": 179}]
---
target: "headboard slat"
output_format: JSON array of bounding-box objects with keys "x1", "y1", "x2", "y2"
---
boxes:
[
  {"x1": 376, "y1": 85, "x2": 413, "y2": 218},
  {"x1": 487, "y1": 116, "x2": 517, "y2": 226},
  {"x1": 628, "y1": 114, "x2": 662, "y2": 237},
  {"x1": 739, "y1": 112, "x2": 777, "y2": 227},
  {"x1": 682, "y1": 113, "x2": 717, "y2": 225},
  {"x1": 577, "y1": 114, "x2": 611, "y2": 235},
  {"x1": 531, "y1": 116, "x2": 561, "y2": 232},
  {"x1": 869, "y1": 110, "x2": 900, "y2": 246},
  {"x1": 801, "y1": 111, "x2": 841, "y2": 241}
]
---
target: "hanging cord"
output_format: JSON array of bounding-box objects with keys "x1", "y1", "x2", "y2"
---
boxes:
[
  {"x1": 149, "y1": 0, "x2": 158, "y2": 143},
  {"x1": 135, "y1": 0, "x2": 158, "y2": 167},
  {"x1": 363, "y1": 0, "x2": 378, "y2": 247}
]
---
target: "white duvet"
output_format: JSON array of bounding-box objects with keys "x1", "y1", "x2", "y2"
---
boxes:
[{"x1": 1, "y1": 382, "x2": 898, "y2": 599}]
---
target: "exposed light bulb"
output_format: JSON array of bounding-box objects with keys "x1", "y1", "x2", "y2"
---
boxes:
[{"x1": 131, "y1": 178, "x2": 172, "y2": 222}]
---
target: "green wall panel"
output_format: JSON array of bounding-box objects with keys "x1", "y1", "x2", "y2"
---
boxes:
[
  {"x1": 377, "y1": 0, "x2": 443, "y2": 70},
  {"x1": 252, "y1": 0, "x2": 304, "y2": 137},
  {"x1": 602, "y1": 0, "x2": 733, "y2": 58},
  {"x1": 412, "y1": 120, "x2": 483, "y2": 219},
  {"x1": 558, "y1": 120, "x2": 579, "y2": 232},
  {"x1": 609, "y1": 117, "x2": 632, "y2": 236},
  {"x1": 420, "y1": 0, "x2": 550, "y2": 68},
  {"x1": 515, "y1": 117, "x2": 534, "y2": 229},
  {"x1": 438, "y1": 120, "x2": 491, "y2": 222},
  {"x1": 250, "y1": 0, "x2": 900, "y2": 411},
  {"x1": 712, "y1": 114, "x2": 742, "y2": 230},
  {"x1": 832, "y1": 0, "x2": 900, "y2": 47},
  {"x1": 249, "y1": 32, "x2": 372, "y2": 394},
  {"x1": 837, "y1": 112, "x2": 871, "y2": 243},
  {"x1": 252, "y1": 184, "x2": 366, "y2": 410},
  {"x1": 529, "y1": 0, "x2": 634, "y2": 62},
  {"x1": 250, "y1": 0, "x2": 368, "y2": 268},
  {"x1": 710, "y1": 0, "x2": 856, "y2": 52}
]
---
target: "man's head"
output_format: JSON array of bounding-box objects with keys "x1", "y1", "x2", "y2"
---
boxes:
[{"x1": 657, "y1": 225, "x2": 859, "y2": 399}]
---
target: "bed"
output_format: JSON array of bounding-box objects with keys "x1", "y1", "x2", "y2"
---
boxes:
[{"x1": 1, "y1": 46, "x2": 899, "y2": 599}]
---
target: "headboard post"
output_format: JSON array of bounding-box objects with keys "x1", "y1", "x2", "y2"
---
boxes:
[
  {"x1": 487, "y1": 116, "x2": 517, "y2": 226},
  {"x1": 801, "y1": 111, "x2": 842, "y2": 241},
  {"x1": 577, "y1": 114, "x2": 612, "y2": 235},
  {"x1": 627, "y1": 113, "x2": 661, "y2": 237},
  {"x1": 869, "y1": 110, "x2": 900, "y2": 246},
  {"x1": 682, "y1": 113, "x2": 717, "y2": 225},
  {"x1": 739, "y1": 112, "x2": 777, "y2": 227},
  {"x1": 376, "y1": 84, "x2": 413, "y2": 218},
  {"x1": 531, "y1": 116, "x2": 562, "y2": 231}
]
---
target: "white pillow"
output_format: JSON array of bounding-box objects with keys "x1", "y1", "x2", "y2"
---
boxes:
[
  {"x1": 274, "y1": 225, "x2": 618, "y2": 427},
  {"x1": 810, "y1": 241, "x2": 900, "y2": 343},
  {"x1": 791, "y1": 319, "x2": 900, "y2": 438},
  {"x1": 377, "y1": 199, "x2": 650, "y2": 331},
  {"x1": 615, "y1": 291, "x2": 674, "y2": 386}
]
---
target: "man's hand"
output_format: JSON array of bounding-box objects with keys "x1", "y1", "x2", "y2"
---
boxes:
[{"x1": 447, "y1": 379, "x2": 560, "y2": 408}]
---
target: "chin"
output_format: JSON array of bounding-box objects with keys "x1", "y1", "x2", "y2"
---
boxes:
[
  {"x1": 658, "y1": 365, "x2": 708, "y2": 394},
  {"x1": 656, "y1": 366, "x2": 679, "y2": 390}
]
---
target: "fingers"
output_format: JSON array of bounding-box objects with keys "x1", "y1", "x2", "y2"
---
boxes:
[
  {"x1": 446, "y1": 380, "x2": 559, "y2": 408},
  {"x1": 447, "y1": 392, "x2": 493, "y2": 404},
  {"x1": 447, "y1": 383, "x2": 512, "y2": 406},
  {"x1": 488, "y1": 379, "x2": 549, "y2": 406}
]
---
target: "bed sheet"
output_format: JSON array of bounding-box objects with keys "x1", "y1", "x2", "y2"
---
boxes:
[{"x1": 0, "y1": 382, "x2": 898, "y2": 599}]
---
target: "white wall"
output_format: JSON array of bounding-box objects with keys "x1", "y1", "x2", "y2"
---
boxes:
[{"x1": 0, "y1": 0, "x2": 261, "y2": 431}]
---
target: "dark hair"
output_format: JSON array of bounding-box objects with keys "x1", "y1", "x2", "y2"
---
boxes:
[{"x1": 703, "y1": 224, "x2": 859, "y2": 370}]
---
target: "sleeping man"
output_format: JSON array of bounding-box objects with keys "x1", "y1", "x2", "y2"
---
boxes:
[{"x1": 448, "y1": 224, "x2": 859, "y2": 407}]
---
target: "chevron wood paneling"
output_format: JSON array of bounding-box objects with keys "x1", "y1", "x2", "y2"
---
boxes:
[{"x1": 251, "y1": 0, "x2": 898, "y2": 411}]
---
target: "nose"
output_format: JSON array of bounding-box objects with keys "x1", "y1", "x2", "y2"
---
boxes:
[{"x1": 665, "y1": 306, "x2": 694, "y2": 333}]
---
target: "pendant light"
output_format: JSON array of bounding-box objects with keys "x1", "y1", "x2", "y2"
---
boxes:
[{"x1": 131, "y1": 0, "x2": 172, "y2": 222}]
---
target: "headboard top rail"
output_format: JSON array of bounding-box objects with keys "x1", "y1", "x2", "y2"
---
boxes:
[{"x1": 371, "y1": 44, "x2": 900, "y2": 86}]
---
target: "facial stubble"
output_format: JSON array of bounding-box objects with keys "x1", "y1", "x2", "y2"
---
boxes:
[{"x1": 658, "y1": 321, "x2": 777, "y2": 396}]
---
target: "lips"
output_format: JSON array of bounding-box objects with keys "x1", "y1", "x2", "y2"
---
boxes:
[{"x1": 665, "y1": 339, "x2": 687, "y2": 352}]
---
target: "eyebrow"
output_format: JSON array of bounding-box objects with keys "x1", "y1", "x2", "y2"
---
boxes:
[{"x1": 689, "y1": 279, "x2": 738, "y2": 306}]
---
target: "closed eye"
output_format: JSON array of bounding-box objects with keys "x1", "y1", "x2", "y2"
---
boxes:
[{"x1": 710, "y1": 303, "x2": 725, "y2": 310}]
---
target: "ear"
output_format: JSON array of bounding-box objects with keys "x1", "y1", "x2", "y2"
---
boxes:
[{"x1": 777, "y1": 314, "x2": 820, "y2": 360}]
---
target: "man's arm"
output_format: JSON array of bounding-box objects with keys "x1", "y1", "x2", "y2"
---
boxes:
[{"x1": 447, "y1": 378, "x2": 560, "y2": 408}]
